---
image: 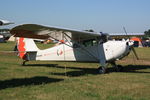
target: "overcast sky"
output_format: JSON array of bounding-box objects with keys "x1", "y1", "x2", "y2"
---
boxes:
[{"x1": 0, "y1": 0, "x2": 150, "y2": 33}]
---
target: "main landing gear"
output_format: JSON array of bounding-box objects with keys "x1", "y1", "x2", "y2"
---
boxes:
[
  {"x1": 98, "y1": 62, "x2": 123, "y2": 74},
  {"x1": 111, "y1": 62, "x2": 123, "y2": 72},
  {"x1": 98, "y1": 67, "x2": 106, "y2": 74}
]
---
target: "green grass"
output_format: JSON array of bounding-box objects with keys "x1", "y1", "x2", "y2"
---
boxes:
[{"x1": 0, "y1": 42, "x2": 150, "y2": 100}]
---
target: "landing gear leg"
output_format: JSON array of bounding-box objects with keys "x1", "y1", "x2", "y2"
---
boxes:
[
  {"x1": 22, "y1": 60, "x2": 28, "y2": 66},
  {"x1": 98, "y1": 59, "x2": 108, "y2": 74}
]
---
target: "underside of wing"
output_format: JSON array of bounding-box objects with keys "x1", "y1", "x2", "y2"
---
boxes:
[{"x1": 10, "y1": 24, "x2": 102, "y2": 41}]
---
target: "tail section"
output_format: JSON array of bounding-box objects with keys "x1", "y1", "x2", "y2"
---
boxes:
[{"x1": 16, "y1": 37, "x2": 39, "y2": 60}]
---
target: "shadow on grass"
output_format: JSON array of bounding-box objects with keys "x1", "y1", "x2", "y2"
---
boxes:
[
  {"x1": 0, "y1": 76, "x2": 63, "y2": 90},
  {"x1": 52, "y1": 68, "x2": 98, "y2": 77},
  {"x1": 23, "y1": 64, "x2": 58, "y2": 67},
  {"x1": 25, "y1": 63, "x2": 98, "y2": 77},
  {"x1": 52, "y1": 65, "x2": 150, "y2": 76},
  {"x1": 25, "y1": 63, "x2": 150, "y2": 77},
  {"x1": 121, "y1": 65, "x2": 150, "y2": 73}
]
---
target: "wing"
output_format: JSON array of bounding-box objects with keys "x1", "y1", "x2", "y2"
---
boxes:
[{"x1": 10, "y1": 24, "x2": 102, "y2": 41}]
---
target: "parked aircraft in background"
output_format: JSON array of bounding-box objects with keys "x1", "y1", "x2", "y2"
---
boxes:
[
  {"x1": 0, "y1": 19, "x2": 14, "y2": 26},
  {"x1": 10, "y1": 24, "x2": 138, "y2": 74},
  {"x1": 0, "y1": 19, "x2": 14, "y2": 42}
]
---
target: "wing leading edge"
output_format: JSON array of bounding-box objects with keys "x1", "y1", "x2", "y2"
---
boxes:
[{"x1": 10, "y1": 24, "x2": 102, "y2": 41}]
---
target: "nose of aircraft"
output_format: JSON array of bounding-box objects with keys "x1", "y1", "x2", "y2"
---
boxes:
[
  {"x1": 128, "y1": 40, "x2": 134, "y2": 47},
  {"x1": 126, "y1": 40, "x2": 139, "y2": 60},
  {"x1": 125, "y1": 39, "x2": 135, "y2": 51}
]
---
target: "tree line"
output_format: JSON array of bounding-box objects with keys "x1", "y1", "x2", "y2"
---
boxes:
[{"x1": 144, "y1": 29, "x2": 150, "y2": 37}]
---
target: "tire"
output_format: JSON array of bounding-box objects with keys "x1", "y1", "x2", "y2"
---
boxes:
[{"x1": 98, "y1": 67, "x2": 106, "y2": 74}]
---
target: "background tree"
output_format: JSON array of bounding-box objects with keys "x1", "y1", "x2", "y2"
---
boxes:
[{"x1": 144, "y1": 29, "x2": 150, "y2": 36}]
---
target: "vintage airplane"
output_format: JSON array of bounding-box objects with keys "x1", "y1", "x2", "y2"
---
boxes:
[
  {"x1": 0, "y1": 19, "x2": 14, "y2": 26},
  {"x1": 10, "y1": 24, "x2": 138, "y2": 74}
]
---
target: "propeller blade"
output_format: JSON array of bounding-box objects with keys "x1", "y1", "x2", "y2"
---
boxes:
[
  {"x1": 131, "y1": 47, "x2": 139, "y2": 60},
  {"x1": 123, "y1": 27, "x2": 140, "y2": 62}
]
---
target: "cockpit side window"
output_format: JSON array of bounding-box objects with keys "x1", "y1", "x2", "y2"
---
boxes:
[
  {"x1": 82, "y1": 39, "x2": 98, "y2": 47},
  {"x1": 72, "y1": 39, "x2": 99, "y2": 48}
]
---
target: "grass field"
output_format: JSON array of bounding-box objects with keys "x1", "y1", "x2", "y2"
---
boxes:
[{"x1": 0, "y1": 42, "x2": 150, "y2": 100}]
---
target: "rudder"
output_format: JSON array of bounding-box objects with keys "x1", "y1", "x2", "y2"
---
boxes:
[{"x1": 16, "y1": 37, "x2": 39, "y2": 60}]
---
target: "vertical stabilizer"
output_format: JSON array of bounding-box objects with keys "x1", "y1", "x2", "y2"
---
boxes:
[{"x1": 17, "y1": 37, "x2": 39, "y2": 60}]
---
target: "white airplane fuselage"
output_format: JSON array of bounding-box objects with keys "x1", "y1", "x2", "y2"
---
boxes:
[{"x1": 22, "y1": 38, "x2": 130, "y2": 63}]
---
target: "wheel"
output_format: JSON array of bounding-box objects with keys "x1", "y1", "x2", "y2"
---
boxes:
[
  {"x1": 22, "y1": 60, "x2": 28, "y2": 66},
  {"x1": 98, "y1": 67, "x2": 106, "y2": 74}
]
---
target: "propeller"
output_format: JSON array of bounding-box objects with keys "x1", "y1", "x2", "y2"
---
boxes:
[
  {"x1": 123, "y1": 27, "x2": 139, "y2": 60},
  {"x1": 131, "y1": 46, "x2": 139, "y2": 60}
]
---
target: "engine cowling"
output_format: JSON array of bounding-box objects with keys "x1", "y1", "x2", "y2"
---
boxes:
[{"x1": 103, "y1": 41, "x2": 130, "y2": 61}]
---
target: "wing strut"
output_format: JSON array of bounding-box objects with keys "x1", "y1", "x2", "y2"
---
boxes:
[{"x1": 62, "y1": 32, "x2": 67, "y2": 77}]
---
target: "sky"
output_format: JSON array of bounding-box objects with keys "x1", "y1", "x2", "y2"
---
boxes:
[{"x1": 0, "y1": 0, "x2": 150, "y2": 33}]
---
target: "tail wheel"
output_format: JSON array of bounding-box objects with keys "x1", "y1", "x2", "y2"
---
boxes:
[{"x1": 22, "y1": 60, "x2": 28, "y2": 66}]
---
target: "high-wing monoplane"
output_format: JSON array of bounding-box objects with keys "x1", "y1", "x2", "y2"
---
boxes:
[{"x1": 10, "y1": 24, "x2": 137, "y2": 74}]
